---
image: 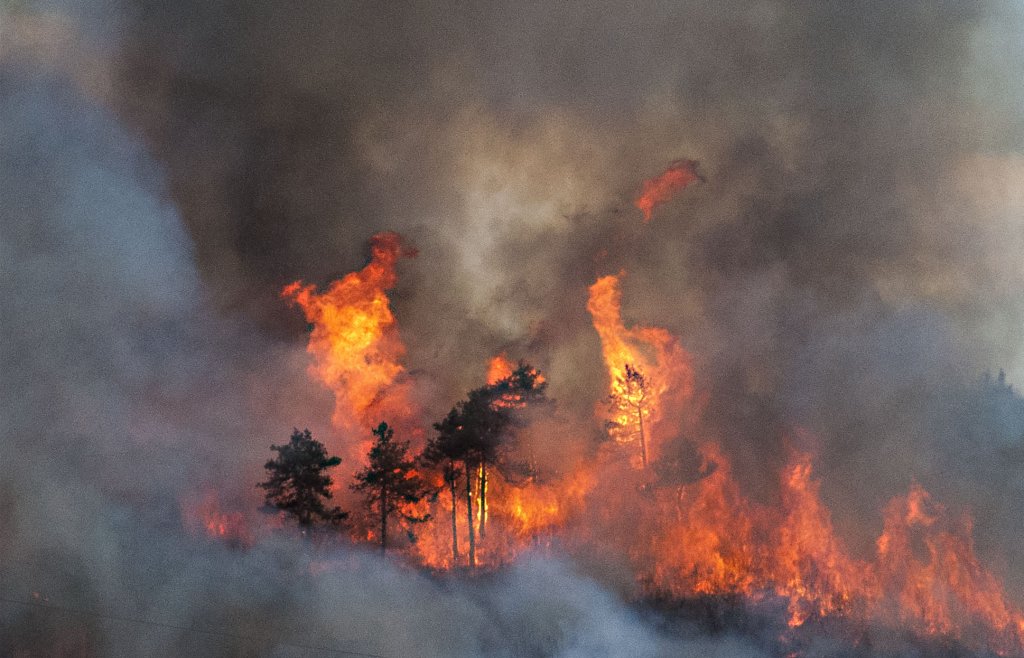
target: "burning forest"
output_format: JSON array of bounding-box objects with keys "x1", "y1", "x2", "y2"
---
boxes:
[{"x1": 7, "y1": 2, "x2": 1024, "y2": 657}]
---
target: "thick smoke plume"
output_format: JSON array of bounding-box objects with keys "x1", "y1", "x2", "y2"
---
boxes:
[{"x1": 5, "y1": 1, "x2": 1024, "y2": 656}]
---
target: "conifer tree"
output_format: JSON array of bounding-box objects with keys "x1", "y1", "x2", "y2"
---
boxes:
[
  {"x1": 607, "y1": 364, "x2": 651, "y2": 467},
  {"x1": 424, "y1": 362, "x2": 548, "y2": 568},
  {"x1": 258, "y1": 428, "x2": 347, "y2": 527},
  {"x1": 352, "y1": 422, "x2": 429, "y2": 552}
]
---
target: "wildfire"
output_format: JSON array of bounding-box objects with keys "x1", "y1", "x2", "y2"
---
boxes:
[
  {"x1": 770, "y1": 452, "x2": 877, "y2": 627},
  {"x1": 645, "y1": 442, "x2": 758, "y2": 596},
  {"x1": 504, "y1": 468, "x2": 594, "y2": 536},
  {"x1": 281, "y1": 232, "x2": 418, "y2": 438},
  {"x1": 486, "y1": 353, "x2": 514, "y2": 384},
  {"x1": 412, "y1": 464, "x2": 594, "y2": 570},
  {"x1": 268, "y1": 234, "x2": 1024, "y2": 656},
  {"x1": 586, "y1": 271, "x2": 694, "y2": 467},
  {"x1": 634, "y1": 159, "x2": 702, "y2": 222},
  {"x1": 486, "y1": 353, "x2": 546, "y2": 407},
  {"x1": 181, "y1": 491, "x2": 251, "y2": 546},
  {"x1": 634, "y1": 445, "x2": 1024, "y2": 653},
  {"x1": 410, "y1": 355, "x2": 565, "y2": 569},
  {"x1": 876, "y1": 484, "x2": 1024, "y2": 651}
]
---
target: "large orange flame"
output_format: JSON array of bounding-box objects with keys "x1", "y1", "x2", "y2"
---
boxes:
[
  {"x1": 769, "y1": 452, "x2": 878, "y2": 627},
  {"x1": 634, "y1": 159, "x2": 701, "y2": 222},
  {"x1": 486, "y1": 353, "x2": 515, "y2": 385},
  {"x1": 265, "y1": 235, "x2": 1024, "y2": 656},
  {"x1": 586, "y1": 272, "x2": 694, "y2": 467},
  {"x1": 875, "y1": 484, "x2": 1024, "y2": 651},
  {"x1": 645, "y1": 442, "x2": 758, "y2": 596},
  {"x1": 635, "y1": 446, "x2": 1024, "y2": 654},
  {"x1": 281, "y1": 232, "x2": 417, "y2": 437}
]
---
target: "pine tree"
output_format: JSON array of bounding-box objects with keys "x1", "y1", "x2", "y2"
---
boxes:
[
  {"x1": 607, "y1": 363, "x2": 651, "y2": 467},
  {"x1": 422, "y1": 408, "x2": 467, "y2": 566},
  {"x1": 352, "y1": 422, "x2": 429, "y2": 553},
  {"x1": 258, "y1": 428, "x2": 347, "y2": 527},
  {"x1": 423, "y1": 362, "x2": 548, "y2": 568}
]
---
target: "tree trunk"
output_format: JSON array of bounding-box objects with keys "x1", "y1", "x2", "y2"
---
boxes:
[
  {"x1": 449, "y1": 462, "x2": 459, "y2": 566},
  {"x1": 380, "y1": 486, "x2": 388, "y2": 554},
  {"x1": 465, "y1": 461, "x2": 476, "y2": 569},
  {"x1": 478, "y1": 462, "x2": 488, "y2": 538},
  {"x1": 637, "y1": 402, "x2": 648, "y2": 468}
]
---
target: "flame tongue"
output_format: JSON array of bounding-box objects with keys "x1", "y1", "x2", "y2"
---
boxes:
[
  {"x1": 634, "y1": 159, "x2": 701, "y2": 222},
  {"x1": 876, "y1": 484, "x2": 1024, "y2": 649},
  {"x1": 486, "y1": 353, "x2": 515, "y2": 385},
  {"x1": 639, "y1": 448, "x2": 1024, "y2": 651},
  {"x1": 584, "y1": 271, "x2": 1024, "y2": 650},
  {"x1": 281, "y1": 231, "x2": 417, "y2": 434},
  {"x1": 586, "y1": 271, "x2": 694, "y2": 465},
  {"x1": 270, "y1": 238, "x2": 1024, "y2": 655},
  {"x1": 770, "y1": 452, "x2": 878, "y2": 627}
]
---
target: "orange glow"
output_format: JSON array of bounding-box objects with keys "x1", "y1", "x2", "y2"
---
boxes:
[
  {"x1": 583, "y1": 269, "x2": 1024, "y2": 652},
  {"x1": 586, "y1": 272, "x2": 693, "y2": 467},
  {"x1": 634, "y1": 159, "x2": 701, "y2": 222},
  {"x1": 503, "y1": 468, "x2": 594, "y2": 536},
  {"x1": 769, "y1": 452, "x2": 878, "y2": 626},
  {"x1": 412, "y1": 463, "x2": 595, "y2": 570},
  {"x1": 281, "y1": 232, "x2": 417, "y2": 438},
  {"x1": 486, "y1": 353, "x2": 514, "y2": 384},
  {"x1": 633, "y1": 447, "x2": 1024, "y2": 653},
  {"x1": 486, "y1": 353, "x2": 546, "y2": 408},
  {"x1": 408, "y1": 356, "x2": 570, "y2": 570},
  {"x1": 645, "y1": 443, "x2": 758, "y2": 596},
  {"x1": 261, "y1": 236, "x2": 1024, "y2": 656},
  {"x1": 181, "y1": 491, "x2": 251, "y2": 546},
  {"x1": 875, "y1": 484, "x2": 1024, "y2": 651}
]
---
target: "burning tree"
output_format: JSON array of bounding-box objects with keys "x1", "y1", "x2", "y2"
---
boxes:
[
  {"x1": 587, "y1": 272, "x2": 694, "y2": 472},
  {"x1": 422, "y1": 409, "x2": 467, "y2": 566},
  {"x1": 351, "y1": 422, "x2": 429, "y2": 553},
  {"x1": 425, "y1": 390, "x2": 501, "y2": 569},
  {"x1": 423, "y1": 362, "x2": 548, "y2": 568},
  {"x1": 481, "y1": 363, "x2": 549, "y2": 522},
  {"x1": 258, "y1": 429, "x2": 348, "y2": 528},
  {"x1": 607, "y1": 363, "x2": 651, "y2": 467}
]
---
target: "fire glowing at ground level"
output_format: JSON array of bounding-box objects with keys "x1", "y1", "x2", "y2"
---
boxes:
[{"x1": 193, "y1": 232, "x2": 1024, "y2": 657}]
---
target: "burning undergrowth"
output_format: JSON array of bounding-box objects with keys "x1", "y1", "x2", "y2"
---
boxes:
[{"x1": 167, "y1": 222, "x2": 1024, "y2": 655}]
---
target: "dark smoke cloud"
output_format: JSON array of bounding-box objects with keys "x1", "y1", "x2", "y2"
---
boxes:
[{"x1": 5, "y1": 0, "x2": 1024, "y2": 655}]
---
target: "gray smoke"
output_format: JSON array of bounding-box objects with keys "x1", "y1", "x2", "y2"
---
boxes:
[
  {"x1": 0, "y1": 26, "x2": 779, "y2": 658},
  {"x1": 5, "y1": 0, "x2": 1024, "y2": 655}
]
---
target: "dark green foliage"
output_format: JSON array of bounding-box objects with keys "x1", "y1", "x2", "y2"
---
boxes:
[
  {"x1": 424, "y1": 406, "x2": 478, "y2": 468},
  {"x1": 427, "y1": 362, "x2": 549, "y2": 469},
  {"x1": 421, "y1": 409, "x2": 466, "y2": 565},
  {"x1": 491, "y1": 363, "x2": 549, "y2": 409},
  {"x1": 257, "y1": 428, "x2": 347, "y2": 527},
  {"x1": 422, "y1": 361, "x2": 549, "y2": 567},
  {"x1": 352, "y1": 422, "x2": 429, "y2": 552}
]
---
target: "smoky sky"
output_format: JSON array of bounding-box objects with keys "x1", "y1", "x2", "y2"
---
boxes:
[
  {"x1": 6, "y1": 1, "x2": 1024, "y2": 655},
  {"x1": 96, "y1": 2, "x2": 1024, "y2": 507}
]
